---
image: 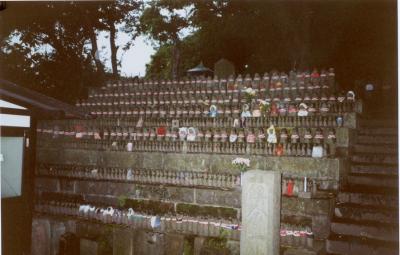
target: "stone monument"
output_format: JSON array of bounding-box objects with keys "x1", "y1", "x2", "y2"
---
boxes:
[
  {"x1": 240, "y1": 170, "x2": 281, "y2": 255},
  {"x1": 214, "y1": 58, "x2": 235, "y2": 79}
]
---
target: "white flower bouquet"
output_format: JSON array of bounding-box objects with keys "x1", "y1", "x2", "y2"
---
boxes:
[
  {"x1": 232, "y1": 157, "x2": 250, "y2": 172},
  {"x1": 257, "y1": 99, "x2": 270, "y2": 115},
  {"x1": 243, "y1": 87, "x2": 256, "y2": 103}
]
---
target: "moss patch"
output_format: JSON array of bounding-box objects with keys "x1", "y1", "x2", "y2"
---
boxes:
[
  {"x1": 176, "y1": 203, "x2": 237, "y2": 219},
  {"x1": 124, "y1": 199, "x2": 174, "y2": 215}
]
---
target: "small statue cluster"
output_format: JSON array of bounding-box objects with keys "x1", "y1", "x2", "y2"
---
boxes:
[
  {"x1": 38, "y1": 123, "x2": 338, "y2": 157},
  {"x1": 36, "y1": 164, "x2": 239, "y2": 189},
  {"x1": 280, "y1": 224, "x2": 314, "y2": 248},
  {"x1": 282, "y1": 176, "x2": 320, "y2": 198},
  {"x1": 76, "y1": 69, "x2": 357, "y2": 121},
  {"x1": 34, "y1": 201, "x2": 241, "y2": 239}
]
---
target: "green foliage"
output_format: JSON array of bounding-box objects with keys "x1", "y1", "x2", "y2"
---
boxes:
[
  {"x1": 117, "y1": 194, "x2": 128, "y2": 207},
  {"x1": 145, "y1": 33, "x2": 201, "y2": 79},
  {"x1": 97, "y1": 225, "x2": 113, "y2": 255},
  {"x1": 183, "y1": 236, "x2": 195, "y2": 255},
  {"x1": 2, "y1": 1, "x2": 396, "y2": 101},
  {"x1": 1, "y1": 1, "x2": 142, "y2": 103},
  {"x1": 144, "y1": 0, "x2": 397, "y2": 88},
  {"x1": 123, "y1": 198, "x2": 174, "y2": 215},
  {"x1": 176, "y1": 203, "x2": 237, "y2": 219},
  {"x1": 140, "y1": 0, "x2": 193, "y2": 78},
  {"x1": 205, "y1": 228, "x2": 229, "y2": 250}
]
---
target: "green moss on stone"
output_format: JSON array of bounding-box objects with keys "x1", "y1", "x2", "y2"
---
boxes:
[
  {"x1": 176, "y1": 203, "x2": 237, "y2": 219},
  {"x1": 124, "y1": 199, "x2": 174, "y2": 215}
]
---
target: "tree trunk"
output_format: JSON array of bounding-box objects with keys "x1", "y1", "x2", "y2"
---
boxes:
[
  {"x1": 296, "y1": 4, "x2": 313, "y2": 70},
  {"x1": 89, "y1": 28, "x2": 104, "y2": 74},
  {"x1": 109, "y1": 22, "x2": 119, "y2": 77},
  {"x1": 171, "y1": 39, "x2": 180, "y2": 79}
]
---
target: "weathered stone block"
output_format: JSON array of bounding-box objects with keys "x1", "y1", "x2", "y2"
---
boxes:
[
  {"x1": 142, "y1": 152, "x2": 164, "y2": 170},
  {"x1": 76, "y1": 180, "x2": 136, "y2": 198},
  {"x1": 133, "y1": 230, "x2": 164, "y2": 255},
  {"x1": 281, "y1": 197, "x2": 333, "y2": 217},
  {"x1": 195, "y1": 189, "x2": 241, "y2": 208},
  {"x1": 65, "y1": 219, "x2": 77, "y2": 233},
  {"x1": 343, "y1": 112, "x2": 357, "y2": 129},
  {"x1": 76, "y1": 221, "x2": 109, "y2": 240},
  {"x1": 193, "y1": 236, "x2": 206, "y2": 255},
  {"x1": 75, "y1": 180, "x2": 98, "y2": 194},
  {"x1": 130, "y1": 185, "x2": 194, "y2": 203},
  {"x1": 312, "y1": 215, "x2": 331, "y2": 240},
  {"x1": 163, "y1": 233, "x2": 184, "y2": 255},
  {"x1": 84, "y1": 194, "x2": 119, "y2": 207},
  {"x1": 165, "y1": 186, "x2": 194, "y2": 203},
  {"x1": 35, "y1": 177, "x2": 59, "y2": 192},
  {"x1": 50, "y1": 221, "x2": 66, "y2": 255},
  {"x1": 80, "y1": 238, "x2": 98, "y2": 255},
  {"x1": 59, "y1": 179, "x2": 75, "y2": 193},
  {"x1": 241, "y1": 170, "x2": 281, "y2": 255},
  {"x1": 283, "y1": 248, "x2": 320, "y2": 255},
  {"x1": 32, "y1": 218, "x2": 51, "y2": 255},
  {"x1": 226, "y1": 240, "x2": 240, "y2": 255},
  {"x1": 336, "y1": 128, "x2": 349, "y2": 148},
  {"x1": 108, "y1": 182, "x2": 135, "y2": 196},
  {"x1": 113, "y1": 228, "x2": 133, "y2": 255}
]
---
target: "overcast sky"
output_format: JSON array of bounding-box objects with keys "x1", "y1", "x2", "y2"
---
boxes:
[{"x1": 97, "y1": 31, "x2": 156, "y2": 77}]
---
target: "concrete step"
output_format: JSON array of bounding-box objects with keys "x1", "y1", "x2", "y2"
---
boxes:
[
  {"x1": 358, "y1": 128, "x2": 398, "y2": 136},
  {"x1": 359, "y1": 119, "x2": 397, "y2": 128},
  {"x1": 334, "y1": 203, "x2": 398, "y2": 224},
  {"x1": 356, "y1": 135, "x2": 397, "y2": 145},
  {"x1": 350, "y1": 164, "x2": 398, "y2": 175},
  {"x1": 353, "y1": 144, "x2": 397, "y2": 154},
  {"x1": 326, "y1": 234, "x2": 399, "y2": 255},
  {"x1": 347, "y1": 173, "x2": 399, "y2": 188},
  {"x1": 351, "y1": 154, "x2": 398, "y2": 165},
  {"x1": 337, "y1": 189, "x2": 398, "y2": 208},
  {"x1": 330, "y1": 218, "x2": 398, "y2": 242}
]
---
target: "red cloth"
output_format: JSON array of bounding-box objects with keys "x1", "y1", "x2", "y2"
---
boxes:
[
  {"x1": 157, "y1": 127, "x2": 166, "y2": 136},
  {"x1": 286, "y1": 180, "x2": 294, "y2": 196}
]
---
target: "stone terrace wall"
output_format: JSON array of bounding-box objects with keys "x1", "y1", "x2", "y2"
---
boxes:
[{"x1": 33, "y1": 70, "x2": 359, "y2": 255}]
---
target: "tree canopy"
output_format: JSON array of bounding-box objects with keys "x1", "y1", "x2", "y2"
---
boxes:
[
  {"x1": 0, "y1": 0, "x2": 396, "y2": 102},
  {"x1": 0, "y1": 1, "x2": 142, "y2": 103}
]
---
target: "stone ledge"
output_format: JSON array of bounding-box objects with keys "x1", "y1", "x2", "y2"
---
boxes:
[
  {"x1": 35, "y1": 177, "x2": 241, "y2": 208},
  {"x1": 32, "y1": 213, "x2": 241, "y2": 241},
  {"x1": 281, "y1": 196, "x2": 334, "y2": 216},
  {"x1": 36, "y1": 191, "x2": 240, "y2": 220},
  {"x1": 37, "y1": 149, "x2": 345, "y2": 181},
  {"x1": 35, "y1": 174, "x2": 238, "y2": 192}
]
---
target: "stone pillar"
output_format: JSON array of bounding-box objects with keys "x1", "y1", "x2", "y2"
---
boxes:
[
  {"x1": 32, "y1": 218, "x2": 51, "y2": 255},
  {"x1": 240, "y1": 170, "x2": 281, "y2": 255}
]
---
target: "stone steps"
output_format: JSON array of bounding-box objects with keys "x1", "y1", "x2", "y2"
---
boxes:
[
  {"x1": 326, "y1": 119, "x2": 399, "y2": 254},
  {"x1": 337, "y1": 188, "x2": 398, "y2": 208},
  {"x1": 356, "y1": 135, "x2": 397, "y2": 145},
  {"x1": 334, "y1": 203, "x2": 398, "y2": 224},
  {"x1": 358, "y1": 128, "x2": 398, "y2": 136},
  {"x1": 326, "y1": 233, "x2": 399, "y2": 255},
  {"x1": 353, "y1": 144, "x2": 397, "y2": 154},
  {"x1": 351, "y1": 154, "x2": 398, "y2": 165},
  {"x1": 330, "y1": 218, "x2": 398, "y2": 242},
  {"x1": 347, "y1": 173, "x2": 399, "y2": 188},
  {"x1": 359, "y1": 119, "x2": 398, "y2": 128},
  {"x1": 350, "y1": 164, "x2": 398, "y2": 175}
]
